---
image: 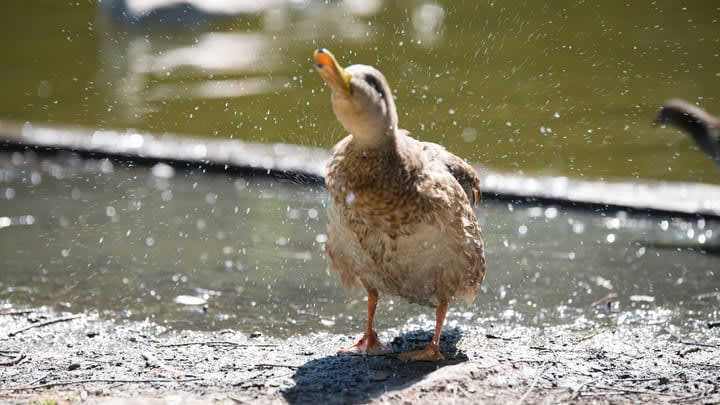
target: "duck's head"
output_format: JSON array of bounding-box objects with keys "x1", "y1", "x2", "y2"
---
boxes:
[{"x1": 314, "y1": 48, "x2": 398, "y2": 148}]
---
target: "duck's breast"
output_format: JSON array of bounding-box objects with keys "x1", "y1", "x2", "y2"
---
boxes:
[{"x1": 326, "y1": 199, "x2": 484, "y2": 307}]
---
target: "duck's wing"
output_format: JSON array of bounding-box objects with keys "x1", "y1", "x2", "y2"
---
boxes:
[{"x1": 420, "y1": 141, "x2": 482, "y2": 206}]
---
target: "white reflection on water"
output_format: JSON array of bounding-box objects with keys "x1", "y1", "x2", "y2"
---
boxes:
[
  {"x1": 411, "y1": 3, "x2": 445, "y2": 45},
  {"x1": 104, "y1": 0, "x2": 289, "y2": 21},
  {"x1": 151, "y1": 33, "x2": 270, "y2": 74},
  {"x1": 96, "y1": 0, "x2": 387, "y2": 123},
  {"x1": 98, "y1": 31, "x2": 285, "y2": 120}
]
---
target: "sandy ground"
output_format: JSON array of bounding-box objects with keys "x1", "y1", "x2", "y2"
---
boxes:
[{"x1": 1, "y1": 307, "x2": 719, "y2": 404}]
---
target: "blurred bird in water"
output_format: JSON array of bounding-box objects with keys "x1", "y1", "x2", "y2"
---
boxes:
[
  {"x1": 654, "y1": 99, "x2": 720, "y2": 169},
  {"x1": 313, "y1": 48, "x2": 486, "y2": 361}
]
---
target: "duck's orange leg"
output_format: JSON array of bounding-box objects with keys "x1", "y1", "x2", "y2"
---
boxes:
[
  {"x1": 339, "y1": 290, "x2": 392, "y2": 356},
  {"x1": 398, "y1": 302, "x2": 448, "y2": 361}
]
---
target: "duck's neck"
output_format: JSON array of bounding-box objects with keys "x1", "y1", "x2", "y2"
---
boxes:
[
  {"x1": 331, "y1": 94, "x2": 399, "y2": 149},
  {"x1": 671, "y1": 113, "x2": 718, "y2": 156},
  {"x1": 675, "y1": 115, "x2": 708, "y2": 140},
  {"x1": 350, "y1": 127, "x2": 397, "y2": 151}
]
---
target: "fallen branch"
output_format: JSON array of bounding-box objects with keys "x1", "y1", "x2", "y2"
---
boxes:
[
  {"x1": 576, "y1": 331, "x2": 603, "y2": 343},
  {"x1": 6, "y1": 314, "x2": 82, "y2": 337},
  {"x1": 588, "y1": 384, "x2": 676, "y2": 396},
  {"x1": 677, "y1": 346, "x2": 701, "y2": 358},
  {"x1": 141, "y1": 351, "x2": 186, "y2": 376},
  {"x1": 0, "y1": 350, "x2": 26, "y2": 366},
  {"x1": 669, "y1": 385, "x2": 715, "y2": 403},
  {"x1": 0, "y1": 350, "x2": 21, "y2": 356},
  {"x1": 485, "y1": 333, "x2": 514, "y2": 341},
  {"x1": 612, "y1": 377, "x2": 672, "y2": 383},
  {"x1": 27, "y1": 372, "x2": 52, "y2": 387},
  {"x1": 255, "y1": 363, "x2": 303, "y2": 370},
  {"x1": 570, "y1": 377, "x2": 600, "y2": 400},
  {"x1": 157, "y1": 341, "x2": 277, "y2": 348},
  {"x1": 0, "y1": 309, "x2": 34, "y2": 316},
  {"x1": 679, "y1": 340, "x2": 718, "y2": 348},
  {"x1": 589, "y1": 292, "x2": 618, "y2": 309},
  {"x1": 5, "y1": 377, "x2": 201, "y2": 392}
]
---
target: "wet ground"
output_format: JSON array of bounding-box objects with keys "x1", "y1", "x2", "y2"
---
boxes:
[{"x1": 1, "y1": 306, "x2": 719, "y2": 404}]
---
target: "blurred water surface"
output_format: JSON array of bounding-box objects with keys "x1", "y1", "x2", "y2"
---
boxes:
[
  {"x1": 0, "y1": 1, "x2": 719, "y2": 183},
  {"x1": 1, "y1": 151, "x2": 718, "y2": 339}
]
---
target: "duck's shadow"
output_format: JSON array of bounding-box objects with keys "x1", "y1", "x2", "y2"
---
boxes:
[{"x1": 282, "y1": 328, "x2": 467, "y2": 405}]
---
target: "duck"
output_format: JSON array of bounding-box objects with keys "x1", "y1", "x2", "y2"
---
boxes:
[
  {"x1": 313, "y1": 48, "x2": 486, "y2": 361},
  {"x1": 653, "y1": 99, "x2": 720, "y2": 168}
]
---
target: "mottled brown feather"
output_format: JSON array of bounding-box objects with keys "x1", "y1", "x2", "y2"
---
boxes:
[{"x1": 325, "y1": 131, "x2": 485, "y2": 307}]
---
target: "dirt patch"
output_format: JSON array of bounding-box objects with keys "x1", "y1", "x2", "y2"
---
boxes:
[{"x1": 1, "y1": 307, "x2": 718, "y2": 404}]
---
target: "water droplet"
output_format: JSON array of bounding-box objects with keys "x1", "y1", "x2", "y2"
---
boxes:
[
  {"x1": 174, "y1": 295, "x2": 207, "y2": 306},
  {"x1": 205, "y1": 193, "x2": 218, "y2": 205},
  {"x1": 30, "y1": 171, "x2": 42, "y2": 185},
  {"x1": 461, "y1": 127, "x2": 477, "y2": 142},
  {"x1": 151, "y1": 163, "x2": 175, "y2": 179},
  {"x1": 544, "y1": 207, "x2": 558, "y2": 219},
  {"x1": 635, "y1": 247, "x2": 646, "y2": 257}
]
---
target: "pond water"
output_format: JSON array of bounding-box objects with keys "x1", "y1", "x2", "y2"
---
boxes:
[
  {"x1": 1, "y1": 151, "x2": 718, "y2": 339},
  {"x1": 1, "y1": 1, "x2": 719, "y2": 184}
]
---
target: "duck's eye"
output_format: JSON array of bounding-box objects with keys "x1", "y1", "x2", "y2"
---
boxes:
[{"x1": 363, "y1": 74, "x2": 385, "y2": 99}]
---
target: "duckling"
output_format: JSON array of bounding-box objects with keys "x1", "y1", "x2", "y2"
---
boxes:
[{"x1": 314, "y1": 48, "x2": 486, "y2": 361}]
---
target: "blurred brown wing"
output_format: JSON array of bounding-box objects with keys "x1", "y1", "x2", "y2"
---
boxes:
[{"x1": 420, "y1": 140, "x2": 482, "y2": 206}]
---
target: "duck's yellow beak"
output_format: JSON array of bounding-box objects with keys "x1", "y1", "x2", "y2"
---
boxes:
[{"x1": 314, "y1": 48, "x2": 352, "y2": 95}]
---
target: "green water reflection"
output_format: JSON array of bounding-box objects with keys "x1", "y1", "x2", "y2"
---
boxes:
[{"x1": 1, "y1": 1, "x2": 719, "y2": 183}]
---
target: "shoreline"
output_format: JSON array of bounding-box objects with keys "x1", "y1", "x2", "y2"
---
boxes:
[
  {"x1": 1, "y1": 306, "x2": 718, "y2": 404},
  {"x1": 2, "y1": 119, "x2": 720, "y2": 219}
]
